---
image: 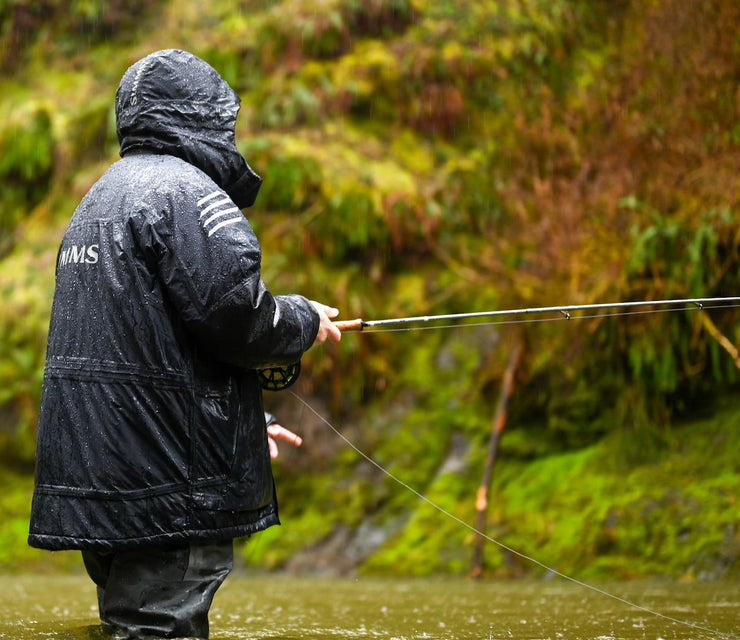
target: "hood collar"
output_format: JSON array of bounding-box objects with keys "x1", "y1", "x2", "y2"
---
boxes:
[{"x1": 115, "y1": 49, "x2": 261, "y2": 208}]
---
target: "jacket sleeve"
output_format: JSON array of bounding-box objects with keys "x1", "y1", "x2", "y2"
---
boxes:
[{"x1": 143, "y1": 176, "x2": 319, "y2": 369}]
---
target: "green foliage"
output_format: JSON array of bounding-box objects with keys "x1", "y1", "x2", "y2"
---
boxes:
[
  {"x1": 1, "y1": 0, "x2": 740, "y2": 577},
  {"x1": 0, "y1": 104, "x2": 54, "y2": 255},
  {"x1": 0, "y1": 223, "x2": 57, "y2": 468},
  {"x1": 0, "y1": 0, "x2": 155, "y2": 70},
  {"x1": 254, "y1": 0, "x2": 416, "y2": 66},
  {"x1": 617, "y1": 199, "x2": 740, "y2": 416},
  {"x1": 0, "y1": 469, "x2": 80, "y2": 571}
]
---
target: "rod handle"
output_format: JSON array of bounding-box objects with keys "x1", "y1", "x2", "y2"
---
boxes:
[{"x1": 334, "y1": 318, "x2": 365, "y2": 332}]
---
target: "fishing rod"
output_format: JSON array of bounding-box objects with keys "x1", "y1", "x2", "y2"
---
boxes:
[
  {"x1": 260, "y1": 297, "x2": 739, "y2": 389},
  {"x1": 334, "y1": 296, "x2": 740, "y2": 332}
]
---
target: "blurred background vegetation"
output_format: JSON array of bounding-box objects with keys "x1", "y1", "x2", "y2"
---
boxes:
[{"x1": 0, "y1": 0, "x2": 738, "y2": 580}]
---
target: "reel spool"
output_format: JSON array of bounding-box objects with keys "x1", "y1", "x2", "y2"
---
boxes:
[{"x1": 257, "y1": 361, "x2": 301, "y2": 391}]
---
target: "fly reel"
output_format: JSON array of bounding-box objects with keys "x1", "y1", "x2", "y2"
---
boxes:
[{"x1": 257, "y1": 361, "x2": 301, "y2": 391}]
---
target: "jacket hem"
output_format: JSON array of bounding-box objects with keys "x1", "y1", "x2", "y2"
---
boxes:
[{"x1": 28, "y1": 512, "x2": 280, "y2": 552}]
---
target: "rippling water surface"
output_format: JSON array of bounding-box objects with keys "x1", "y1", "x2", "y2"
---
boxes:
[{"x1": 0, "y1": 574, "x2": 737, "y2": 639}]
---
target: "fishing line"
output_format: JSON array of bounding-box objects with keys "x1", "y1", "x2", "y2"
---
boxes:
[{"x1": 288, "y1": 390, "x2": 739, "y2": 639}]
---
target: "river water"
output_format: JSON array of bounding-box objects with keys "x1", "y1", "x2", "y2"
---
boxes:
[{"x1": 0, "y1": 574, "x2": 737, "y2": 639}]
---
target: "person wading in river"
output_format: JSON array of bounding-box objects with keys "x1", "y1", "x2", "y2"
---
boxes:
[{"x1": 28, "y1": 49, "x2": 341, "y2": 639}]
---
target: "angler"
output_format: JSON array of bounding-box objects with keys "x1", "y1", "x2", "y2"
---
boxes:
[{"x1": 28, "y1": 49, "x2": 340, "y2": 639}]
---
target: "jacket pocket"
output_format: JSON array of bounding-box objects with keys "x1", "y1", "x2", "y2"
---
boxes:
[
  {"x1": 191, "y1": 373, "x2": 274, "y2": 512},
  {"x1": 192, "y1": 378, "x2": 240, "y2": 484}
]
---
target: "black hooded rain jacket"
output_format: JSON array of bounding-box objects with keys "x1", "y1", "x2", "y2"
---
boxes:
[{"x1": 28, "y1": 49, "x2": 319, "y2": 551}]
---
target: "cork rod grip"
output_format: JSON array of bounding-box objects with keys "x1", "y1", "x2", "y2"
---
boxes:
[{"x1": 334, "y1": 318, "x2": 365, "y2": 332}]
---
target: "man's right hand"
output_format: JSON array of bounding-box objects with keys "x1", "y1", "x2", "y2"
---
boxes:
[{"x1": 310, "y1": 301, "x2": 342, "y2": 346}]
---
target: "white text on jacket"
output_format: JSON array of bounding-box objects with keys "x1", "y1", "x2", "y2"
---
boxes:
[{"x1": 58, "y1": 244, "x2": 100, "y2": 268}]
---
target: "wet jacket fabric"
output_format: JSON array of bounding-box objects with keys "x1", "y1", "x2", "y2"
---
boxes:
[{"x1": 28, "y1": 49, "x2": 319, "y2": 551}]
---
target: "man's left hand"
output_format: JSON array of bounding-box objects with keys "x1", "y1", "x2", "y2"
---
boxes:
[{"x1": 267, "y1": 423, "x2": 303, "y2": 459}]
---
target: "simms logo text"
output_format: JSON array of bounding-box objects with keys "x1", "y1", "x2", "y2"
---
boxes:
[{"x1": 58, "y1": 244, "x2": 99, "y2": 268}]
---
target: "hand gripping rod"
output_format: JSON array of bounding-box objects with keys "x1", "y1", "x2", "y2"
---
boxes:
[{"x1": 333, "y1": 297, "x2": 740, "y2": 332}]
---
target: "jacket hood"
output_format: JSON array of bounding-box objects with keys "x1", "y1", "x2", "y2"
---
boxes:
[{"x1": 115, "y1": 49, "x2": 261, "y2": 208}]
